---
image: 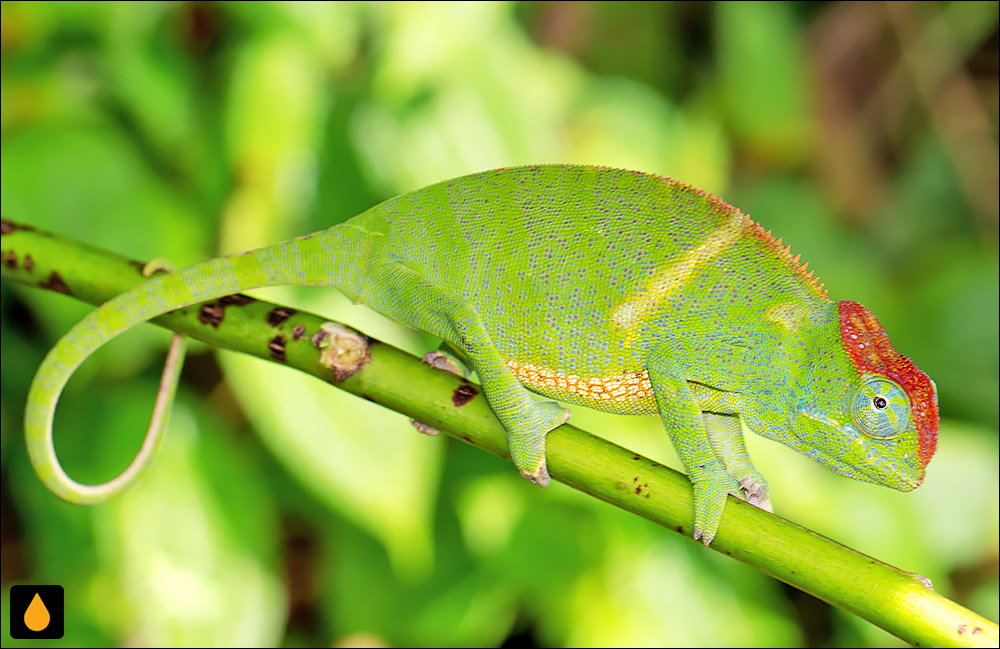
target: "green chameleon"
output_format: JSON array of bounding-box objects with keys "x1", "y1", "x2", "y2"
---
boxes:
[{"x1": 24, "y1": 165, "x2": 939, "y2": 544}]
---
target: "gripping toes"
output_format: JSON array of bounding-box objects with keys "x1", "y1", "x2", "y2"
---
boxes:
[
  {"x1": 737, "y1": 474, "x2": 773, "y2": 512},
  {"x1": 690, "y1": 461, "x2": 741, "y2": 545},
  {"x1": 508, "y1": 401, "x2": 570, "y2": 487}
]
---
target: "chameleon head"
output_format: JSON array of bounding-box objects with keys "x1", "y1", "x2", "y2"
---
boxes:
[{"x1": 792, "y1": 301, "x2": 939, "y2": 491}]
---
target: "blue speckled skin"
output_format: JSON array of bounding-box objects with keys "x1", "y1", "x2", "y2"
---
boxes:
[
  {"x1": 25, "y1": 165, "x2": 937, "y2": 545},
  {"x1": 340, "y1": 166, "x2": 825, "y2": 402}
]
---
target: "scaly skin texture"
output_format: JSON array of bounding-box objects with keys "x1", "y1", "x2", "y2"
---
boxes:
[{"x1": 24, "y1": 165, "x2": 939, "y2": 544}]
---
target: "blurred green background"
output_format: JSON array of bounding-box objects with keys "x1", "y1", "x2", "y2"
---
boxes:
[{"x1": 1, "y1": 1, "x2": 997, "y2": 647}]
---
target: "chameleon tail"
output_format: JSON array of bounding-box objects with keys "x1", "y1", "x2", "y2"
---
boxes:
[{"x1": 24, "y1": 230, "x2": 342, "y2": 504}]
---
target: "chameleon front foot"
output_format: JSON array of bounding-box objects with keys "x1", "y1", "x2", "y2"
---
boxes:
[
  {"x1": 690, "y1": 461, "x2": 742, "y2": 545},
  {"x1": 738, "y1": 475, "x2": 773, "y2": 512},
  {"x1": 702, "y1": 411, "x2": 773, "y2": 514},
  {"x1": 692, "y1": 472, "x2": 771, "y2": 545}
]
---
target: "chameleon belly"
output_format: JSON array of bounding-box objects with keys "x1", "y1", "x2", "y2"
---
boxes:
[{"x1": 505, "y1": 359, "x2": 658, "y2": 415}]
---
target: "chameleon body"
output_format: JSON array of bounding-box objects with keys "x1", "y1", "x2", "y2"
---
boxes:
[{"x1": 24, "y1": 165, "x2": 939, "y2": 544}]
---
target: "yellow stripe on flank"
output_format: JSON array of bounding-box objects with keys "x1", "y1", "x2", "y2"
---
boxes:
[
  {"x1": 610, "y1": 212, "x2": 748, "y2": 328},
  {"x1": 506, "y1": 360, "x2": 652, "y2": 402}
]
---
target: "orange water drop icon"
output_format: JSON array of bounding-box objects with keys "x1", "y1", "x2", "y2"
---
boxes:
[{"x1": 24, "y1": 592, "x2": 50, "y2": 632}]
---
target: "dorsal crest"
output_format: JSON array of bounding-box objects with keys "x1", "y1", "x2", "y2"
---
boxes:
[
  {"x1": 739, "y1": 211, "x2": 829, "y2": 300},
  {"x1": 651, "y1": 174, "x2": 830, "y2": 300},
  {"x1": 838, "y1": 301, "x2": 938, "y2": 467}
]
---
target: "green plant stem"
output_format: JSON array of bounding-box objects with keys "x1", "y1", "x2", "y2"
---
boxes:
[{"x1": 1, "y1": 219, "x2": 995, "y2": 647}]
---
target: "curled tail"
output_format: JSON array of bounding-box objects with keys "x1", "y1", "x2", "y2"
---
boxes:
[{"x1": 25, "y1": 229, "x2": 347, "y2": 504}]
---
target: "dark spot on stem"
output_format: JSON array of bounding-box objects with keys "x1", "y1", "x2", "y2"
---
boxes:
[
  {"x1": 632, "y1": 454, "x2": 641, "y2": 460},
  {"x1": 634, "y1": 486, "x2": 641, "y2": 494},
  {"x1": 1, "y1": 220, "x2": 35, "y2": 235},
  {"x1": 958, "y1": 624, "x2": 966, "y2": 636},
  {"x1": 269, "y1": 335, "x2": 287, "y2": 361},
  {"x1": 2, "y1": 250, "x2": 16, "y2": 269},
  {"x1": 267, "y1": 306, "x2": 296, "y2": 327},
  {"x1": 292, "y1": 324, "x2": 306, "y2": 340},
  {"x1": 41, "y1": 271, "x2": 71, "y2": 295},
  {"x1": 199, "y1": 302, "x2": 225, "y2": 328},
  {"x1": 330, "y1": 366, "x2": 355, "y2": 382},
  {"x1": 199, "y1": 294, "x2": 257, "y2": 328},
  {"x1": 23, "y1": 254, "x2": 34, "y2": 271},
  {"x1": 311, "y1": 330, "x2": 328, "y2": 347},
  {"x1": 452, "y1": 384, "x2": 478, "y2": 407}
]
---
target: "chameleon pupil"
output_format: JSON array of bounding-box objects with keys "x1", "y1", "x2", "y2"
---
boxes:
[{"x1": 873, "y1": 396, "x2": 887, "y2": 409}]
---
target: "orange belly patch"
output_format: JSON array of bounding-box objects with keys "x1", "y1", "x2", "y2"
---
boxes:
[{"x1": 505, "y1": 359, "x2": 652, "y2": 402}]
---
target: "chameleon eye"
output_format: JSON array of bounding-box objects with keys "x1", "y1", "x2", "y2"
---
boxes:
[{"x1": 852, "y1": 376, "x2": 909, "y2": 439}]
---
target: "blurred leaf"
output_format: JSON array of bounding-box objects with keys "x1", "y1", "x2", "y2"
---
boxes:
[
  {"x1": 93, "y1": 402, "x2": 286, "y2": 646},
  {"x1": 715, "y1": 1, "x2": 814, "y2": 165},
  {"x1": 568, "y1": 76, "x2": 730, "y2": 193}
]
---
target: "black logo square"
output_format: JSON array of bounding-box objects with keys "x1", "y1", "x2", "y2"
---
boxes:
[{"x1": 9, "y1": 585, "x2": 64, "y2": 639}]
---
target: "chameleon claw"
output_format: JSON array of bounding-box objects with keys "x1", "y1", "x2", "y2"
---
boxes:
[
  {"x1": 745, "y1": 492, "x2": 774, "y2": 513},
  {"x1": 421, "y1": 350, "x2": 466, "y2": 376},
  {"x1": 509, "y1": 401, "x2": 568, "y2": 487},
  {"x1": 411, "y1": 420, "x2": 441, "y2": 437},
  {"x1": 737, "y1": 475, "x2": 773, "y2": 512},
  {"x1": 519, "y1": 461, "x2": 550, "y2": 487},
  {"x1": 688, "y1": 462, "x2": 736, "y2": 546},
  {"x1": 693, "y1": 525, "x2": 715, "y2": 546}
]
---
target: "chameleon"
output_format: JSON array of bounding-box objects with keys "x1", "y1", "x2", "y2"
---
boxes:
[{"x1": 23, "y1": 165, "x2": 939, "y2": 545}]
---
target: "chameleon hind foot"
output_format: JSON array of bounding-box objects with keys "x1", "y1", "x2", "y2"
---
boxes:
[
  {"x1": 509, "y1": 401, "x2": 571, "y2": 487},
  {"x1": 368, "y1": 257, "x2": 569, "y2": 487}
]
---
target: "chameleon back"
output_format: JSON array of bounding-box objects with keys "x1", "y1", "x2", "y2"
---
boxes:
[{"x1": 336, "y1": 165, "x2": 832, "y2": 414}]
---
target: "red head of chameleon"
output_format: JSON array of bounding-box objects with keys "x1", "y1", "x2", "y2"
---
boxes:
[{"x1": 838, "y1": 301, "x2": 938, "y2": 470}]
